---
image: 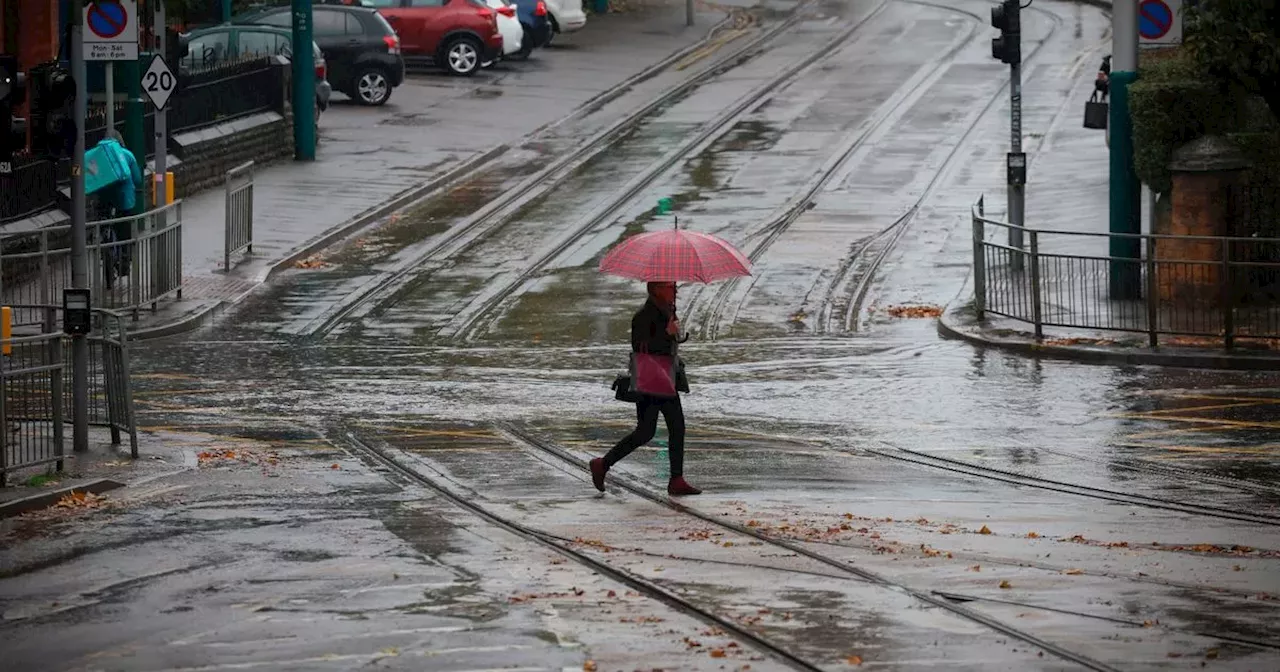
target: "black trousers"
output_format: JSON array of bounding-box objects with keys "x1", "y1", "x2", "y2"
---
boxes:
[{"x1": 603, "y1": 395, "x2": 685, "y2": 478}]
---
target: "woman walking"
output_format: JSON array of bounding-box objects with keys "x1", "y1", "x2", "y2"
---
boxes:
[{"x1": 590, "y1": 281, "x2": 702, "y2": 496}]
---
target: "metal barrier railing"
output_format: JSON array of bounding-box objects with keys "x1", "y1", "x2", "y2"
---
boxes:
[
  {"x1": 0, "y1": 201, "x2": 183, "y2": 326},
  {"x1": 0, "y1": 307, "x2": 137, "y2": 486},
  {"x1": 224, "y1": 161, "x2": 254, "y2": 271},
  {"x1": 971, "y1": 198, "x2": 1280, "y2": 348}
]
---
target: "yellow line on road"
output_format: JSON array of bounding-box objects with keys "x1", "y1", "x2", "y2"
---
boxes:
[
  {"x1": 1112, "y1": 442, "x2": 1279, "y2": 455},
  {"x1": 1111, "y1": 400, "x2": 1280, "y2": 417}
]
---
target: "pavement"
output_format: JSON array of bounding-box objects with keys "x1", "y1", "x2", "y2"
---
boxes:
[{"x1": 128, "y1": 0, "x2": 735, "y2": 340}]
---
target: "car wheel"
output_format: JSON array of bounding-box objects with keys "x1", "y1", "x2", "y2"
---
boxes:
[
  {"x1": 444, "y1": 37, "x2": 482, "y2": 76},
  {"x1": 353, "y1": 67, "x2": 392, "y2": 106}
]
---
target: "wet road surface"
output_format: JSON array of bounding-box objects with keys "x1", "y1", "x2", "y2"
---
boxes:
[{"x1": 5, "y1": 0, "x2": 1280, "y2": 669}]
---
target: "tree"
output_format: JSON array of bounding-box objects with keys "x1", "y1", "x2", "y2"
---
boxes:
[{"x1": 1184, "y1": 0, "x2": 1280, "y2": 122}]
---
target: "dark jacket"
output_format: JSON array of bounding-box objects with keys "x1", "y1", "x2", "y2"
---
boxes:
[
  {"x1": 631, "y1": 299, "x2": 685, "y2": 355},
  {"x1": 630, "y1": 298, "x2": 690, "y2": 392}
]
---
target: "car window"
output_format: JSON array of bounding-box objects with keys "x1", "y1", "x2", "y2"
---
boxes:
[
  {"x1": 364, "y1": 0, "x2": 399, "y2": 7},
  {"x1": 184, "y1": 31, "x2": 230, "y2": 69},
  {"x1": 237, "y1": 30, "x2": 285, "y2": 58},
  {"x1": 313, "y1": 10, "x2": 348, "y2": 34},
  {"x1": 344, "y1": 13, "x2": 365, "y2": 34},
  {"x1": 408, "y1": 0, "x2": 444, "y2": 6},
  {"x1": 255, "y1": 12, "x2": 292, "y2": 27}
]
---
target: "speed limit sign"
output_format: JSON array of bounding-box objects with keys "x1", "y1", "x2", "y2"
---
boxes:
[{"x1": 142, "y1": 54, "x2": 176, "y2": 110}]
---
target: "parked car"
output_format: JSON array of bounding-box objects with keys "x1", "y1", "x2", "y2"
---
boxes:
[
  {"x1": 543, "y1": 0, "x2": 585, "y2": 38},
  {"x1": 484, "y1": 0, "x2": 524, "y2": 59},
  {"x1": 178, "y1": 25, "x2": 332, "y2": 120},
  {"x1": 508, "y1": 0, "x2": 552, "y2": 59},
  {"x1": 237, "y1": 5, "x2": 406, "y2": 105},
  {"x1": 371, "y1": 0, "x2": 505, "y2": 76}
]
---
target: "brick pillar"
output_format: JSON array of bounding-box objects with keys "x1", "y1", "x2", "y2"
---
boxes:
[
  {"x1": 1157, "y1": 136, "x2": 1251, "y2": 306},
  {"x1": 16, "y1": 0, "x2": 61, "y2": 151}
]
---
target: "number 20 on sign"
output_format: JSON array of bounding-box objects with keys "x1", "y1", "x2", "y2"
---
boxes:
[{"x1": 143, "y1": 55, "x2": 177, "y2": 111}]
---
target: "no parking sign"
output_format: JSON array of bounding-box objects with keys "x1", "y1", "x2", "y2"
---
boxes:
[
  {"x1": 1138, "y1": 0, "x2": 1182, "y2": 46},
  {"x1": 83, "y1": 0, "x2": 139, "y2": 60}
]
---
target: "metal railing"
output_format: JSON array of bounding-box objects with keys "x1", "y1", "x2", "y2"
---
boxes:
[
  {"x1": 225, "y1": 161, "x2": 254, "y2": 271},
  {"x1": 0, "y1": 157, "x2": 59, "y2": 224},
  {"x1": 0, "y1": 201, "x2": 183, "y2": 326},
  {"x1": 0, "y1": 307, "x2": 137, "y2": 486},
  {"x1": 972, "y1": 199, "x2": 1280, "y2": 348}
]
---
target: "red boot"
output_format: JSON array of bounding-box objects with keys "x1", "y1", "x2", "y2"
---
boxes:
[
  {"x1": 589, "y1": 458, "x2": 607, "y2": 492},
  {"x1": 668, "y1": 476, "x2": 702, "y2": 496}
]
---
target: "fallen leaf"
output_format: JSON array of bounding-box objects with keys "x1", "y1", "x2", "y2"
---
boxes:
[
  {"x1": 999, "y1": 580, "x2": 1012, "y2": 589},
  {"x1": 885, "y1": 304, "x2": 943, "y2": 319},
  {"x1": 330, "y1": 464, "x2": 340, "y2": 470},
  {"x1": 583, "y1": 661, "x2": 598, "y2": 672},
  {"x1": 1027, "y1": 532, "x2": 1040, "y2": 538},
  {"x1": 1206, "y1": 649, "x2": 1219, "y2": 660},
  {"x1": 846, "y1": 655, "x2": 863, "y2": 665},
  {"x1": 969, "y1": 565, "x2": 981, "y2": 572},
  {"x1": 607, "y1": 590, "x2": 617, "y2": 598},
  {"x1": 1063, "y1": 568, "x2": 1084, "y2": 575},
  {"x1": 978, "y1": 525, "x2": 992, "y2": 535},
  {"x1": 710, "y1": 649, "x2": 727, "y2": 658}
]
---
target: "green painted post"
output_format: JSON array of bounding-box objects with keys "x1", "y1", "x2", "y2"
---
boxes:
[
  {"x1": 221, "y1": 0, "x2": 233, "y2": 23},
  {"x1": 291, "y1": 0, "x2": 316, "y2": 161},
  {"x1": 1108, "y1": 1, "x2": 1141, "y2": 299},
  {"x1": 121, "y1": 58, "x2": 146, "y2": 212}
]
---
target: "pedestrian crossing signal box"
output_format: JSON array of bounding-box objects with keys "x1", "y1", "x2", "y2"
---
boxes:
[
  {"x1": 1007, "y1": 152, "x2": 1027, "y2": 186},
  {"x1": 63, "y1": 289, "x2": 91, "y2": 335}
]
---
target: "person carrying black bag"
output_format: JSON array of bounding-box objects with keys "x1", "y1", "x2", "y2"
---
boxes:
[{"x1": 592, "y1": 281, "x2": 701, "y2": 497}]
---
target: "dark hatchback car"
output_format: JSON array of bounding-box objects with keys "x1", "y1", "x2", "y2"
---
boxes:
[{"x1": 237, "y1": 5, "x2": 406, "y2": 105}]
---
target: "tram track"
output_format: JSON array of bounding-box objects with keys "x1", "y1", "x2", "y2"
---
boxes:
[
  {"x1": 492, "y1": 424, "x2": 1125, "y2": 671},
  {"x1": 300, "y1": 0, "x2": 885, "y2": 340},
  {"x1": 691, "y1": 420, "x2": 1280, "y2": 524},
  {"x1": 341, "y1": 431, "x2": 828, "y2": 672},
  {"x1": 689, "y1": 0, "x2": 983, "y2": 341},
  {"x1": 438, "y1": 1, "x2": 900, "y2": 343},
  {"x1": 697, "y1": 0, "x2": 1065, "y2": 339}
]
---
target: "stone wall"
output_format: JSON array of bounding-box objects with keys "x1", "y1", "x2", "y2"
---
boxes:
[{"x1": 167, "y1": 110, "x2": 295, "y2": 198}]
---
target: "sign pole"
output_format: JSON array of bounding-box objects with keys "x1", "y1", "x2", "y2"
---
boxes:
[
  {"x1": 153, "y1": 1, "x2": 167, "y2": 206},
  {"x1": 1109, "y1": 0, "x2": 1141, "y2": 299},
  {"x1": 291, "y1": 0, "x2": 316, "y2": 161},
  {"x1": 105, "y1": 62, "x2": 114, "y2": 130},
  {"x1": 1008, "y1": 57, "x2": 1025, "y2": 270},
  {"x1": 70, "y1": 0, "x2": 90, "y2": 454}
]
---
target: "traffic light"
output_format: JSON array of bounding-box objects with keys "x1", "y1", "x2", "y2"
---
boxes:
[
  {"x1": 0, "y1": 55, "x2": 26, "y2": 162},
  {"x1": 27, "y1": 61, "x2": 76, "y2": 159},
  {"x1": 991, "y1": 0, "x2": 1021, "y2": 65}
]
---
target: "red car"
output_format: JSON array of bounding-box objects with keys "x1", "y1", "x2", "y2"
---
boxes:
[{"x1": 372, "y1": 0, "x2": 503, "y2": 76}]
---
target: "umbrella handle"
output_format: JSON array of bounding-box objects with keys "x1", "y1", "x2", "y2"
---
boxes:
[{"x1": 673, "y1": 215, "x2": 678, "y2": 230}]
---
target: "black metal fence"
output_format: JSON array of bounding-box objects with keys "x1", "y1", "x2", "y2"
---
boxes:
[
  {"x1": 972, "y1": 200, "x2": 1280, "y2": 349},
  {"x1": 0, "y1": 308, "x2": 137, "y2": 487},
  {"x1": 7, "y1": 56, "x2": 287, "y2": 225},
  {"x1": 0, "y1": 157, "x2": 58, "y2": 223}
]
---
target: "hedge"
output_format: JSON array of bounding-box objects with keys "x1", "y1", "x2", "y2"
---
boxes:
[{"x1": 1130, "y1": 52, "x2": 1279, "y2": 236}]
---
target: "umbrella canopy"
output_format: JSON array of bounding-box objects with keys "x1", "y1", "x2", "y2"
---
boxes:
[{"x1": 599, "y1": 228, "x2": 751, "y2": 283}]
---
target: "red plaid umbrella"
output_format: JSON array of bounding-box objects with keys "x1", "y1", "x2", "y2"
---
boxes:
[{"x1": 598, "y1": 228, "x2": 751, "y2": 283}]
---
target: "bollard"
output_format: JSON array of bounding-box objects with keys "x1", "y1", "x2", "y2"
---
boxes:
[
  {"x1": 1, "y1": 306, "x2": 9, "y2": 356},
  {"x1": 153, "y1": 171, "x2": 175, "y2": 206}
]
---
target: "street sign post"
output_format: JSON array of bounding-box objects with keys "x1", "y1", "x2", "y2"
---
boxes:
[
  {"x1": 84, "y1": 0, "x2": 139, "y2": 61},
  {"x1": 1138, "y1": 0, "x2": 1182, "y2": 46},
  {"x1": 142, "y1": 55, "x2": 176, "y2": 111}
]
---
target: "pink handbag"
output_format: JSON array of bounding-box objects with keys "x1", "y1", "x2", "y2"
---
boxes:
[{"x1": 631, "y1": 351, "x2": 677, "y2": 397}]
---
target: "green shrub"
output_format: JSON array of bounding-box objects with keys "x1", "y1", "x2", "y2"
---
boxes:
[
  {"x1": 1130, "y1": 51, "x2": 1279, "y2": 239},
  {"x1": 1229, "y1": 131, "x2": 1280, "y2": 239},
  {"x1": 1129, "y1": 54, "x2": 1245, "y2": 193}
]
